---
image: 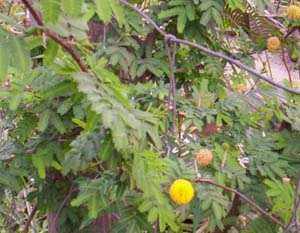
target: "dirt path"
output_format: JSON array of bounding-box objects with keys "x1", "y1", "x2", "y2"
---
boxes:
[{"x1": 253, "y1": 50, "x2": 300, "y2": 85}]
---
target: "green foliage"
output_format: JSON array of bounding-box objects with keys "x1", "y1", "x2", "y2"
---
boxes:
[
  {"x1": 241, "y1": 218, "x2": 277, "y2": 233},
  {"x1": 264, "y1": 179, "x2": 294, "y2": 223},
  {"x1": 132, "y1": 151, "x2": 178, "y2": 231},
  {"x1": 0, "y1": 30, "x2": 30, "y2": 80},
  {"x1": 61, "y1": 0, "x2": 84, "y2": 17},
  {"x1": 71, "y1": 172, "x2": 118, "y2": 219},
  {"x1": 199, "y1": 0, "x2": 223, "y2": 26},
  {"x1": 41, "y1": 0, "x2": 62, "y2": 24},
  {"x1": 63, "y1": 132, "x2": 102, "y2": 174},
  {"x1": 0, "y1": 0, "x2": 300, "y2": 232},
  {"x1": 73, "y1": 72, "x2": 161, "y2": 152},
  {"x1": 246, "y1": 132, "x2": 290, "y2": 179},
  {"x1": 159, "y1": 0, "x2": 196, "y2": 33},
  {"x1": 95, "y1": 0, "x2": 125, "y2": 25}
]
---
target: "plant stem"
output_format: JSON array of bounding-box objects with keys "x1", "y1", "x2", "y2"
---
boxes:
[
  {"x1": 20, "y1": 0, "x2": 88, "y2": 72},
  {"x1": 119, "y1": 0, "x2": 300, "y2": 95},
  {"x1": 195, "y1": 178, "x2": 286, "y2": 228}
]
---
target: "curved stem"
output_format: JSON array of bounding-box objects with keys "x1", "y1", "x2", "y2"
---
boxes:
[
  {"x1": 195, "y1": 178, "x2": 286, "y2": 228},
  {"x1": 22, "y1": 205, "x2": 37, "y2": 233},
  {"x1": 119, "y1": 0, "x2": 300, "y2": 95},
  {"x1": 20, "y1": 0, "x2": 88, "y2": 72},
  {"x1": 281, "y1": 47, "x2": 293, "y2": 87}
]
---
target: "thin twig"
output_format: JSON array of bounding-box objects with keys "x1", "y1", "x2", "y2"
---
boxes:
[
  {"x1": 284, "y1": 27, "x2": 298, "y2": 40},
  {"x1": 119, "y1": 0, "x2": 300, "y2": 95},
  {"x1": 281, "y1": 47, "x2": 293, "y2": 87},
  {"x1": 195, "y1": 178, "x2": 286, "y2": 228},
  {"x1": 22, "y1": 205, "x2": 37, "y2": 233},
  {"x1": 53, "y1": 185, "x2": 75, "y2": 224},
  {"x1": 20, "y1": 0, "x2": 88, "y2": 72},
  {"x1": 165, "y1": 38, "x2": 177, "y2": 134},
  {"x1": 196, "y1": 219, "x2": 209, "y2": 233},
  {"x1": 265, "y1": 51, "x2": 273, "y2": 79},
  {"x1": 119, "y1": 0, "x2": 167, "y2": 36},
  {"x1": 23, "y1": 189, "x2": 36, "y2": 233}
]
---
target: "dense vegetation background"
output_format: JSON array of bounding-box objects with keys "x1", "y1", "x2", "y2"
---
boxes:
[{"x1": 0, "y1": 0, "x2": 300, "y2": 232}]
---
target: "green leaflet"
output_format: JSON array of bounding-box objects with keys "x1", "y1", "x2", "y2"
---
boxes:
[
  {"x1": 158, "y1": 2, "x2": 197, "y2": 33},
  {"x1": 199, "y1": 0, "x2": 223, "y2": 26},
  {"x1": 98, "y1": 136, "x2": 113, "y2": 161},
  {"x1": 158, "y1": 7, "x2": 183, "y2": 19},
  {"x1": 42, "y1": 81, "x2": 75, "y2": 99},
  {"x1": 241, "y1": 218, "x2": 277, "y2": 233},
  {"x1": 8, "y1": 37, "x2": 30, "y2": 73},
  {"x1": 31, "y1": 147, "x2": 61, "y2": 179},
  {"x1": 44, "y1": 40, "x2": 59, "y2": 66},
  {"x1": 73, "y1": 72, "x2": 161, "y2": 152},
  {"x1": 37, "y1": 110, "x2": 52, "y2": 132},
  {"x1": 62, "y1": 132, "x2": 103, "y2": 174},
  {"x1": 0, "y1": 43, "x2": 8, "y2": 81},
  {"x1": 95, "y1": 0, "x2": 112, "y2": 23},
  {"x1": 8, "y1": 93, "x2": 22, "y2": 111},
  {"x1": 51, "y1": 113, "x2": 67, "y2": 134},
  {"x1": 61, "y1": 0, "x2": 83, "y2": 17},
  {"x1": 227, "y1": 0, "x2": 245, "y2": 10},
  {"x1": 111, "y1": 206, "x2": 153, "y2": 233},
  {"x1": 88, "y1": 194, "x2": 100, "y2": 219},
  {"x1": 133, "y1": 151, "x2": 178, "y2": 232},
  {"x1": 264, "y1": 179, "x2": 294, "y2": 223},
  {"x1": 14, "y1": 113, "x2": 38, "y2": 144},
  {"x1": 94, "y1": 0, "x2": 125, "y2": 25},
  {"x1": 41, "y1": 0, "x2": 62, "y2": 23},
  {"x1": 109, "y1": 0, "x2": 126, "y2": 25},
  {"x1": 32, "y1": 153, "x2": 46, "y2": 179},
  {"x1": 71, "y1": 174, "x2": 117, "y2": 219},
  {"x1": 0, "y1": 172, "x2": 20, "y2": 190},
  {"x1": 177, "y1": 11, "x2": 187, "y2": 33}
]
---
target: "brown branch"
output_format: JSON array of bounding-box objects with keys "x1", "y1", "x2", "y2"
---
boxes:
[
  {"x1": 22, "y1": 205, "x2": 37, "y2": 233},
  {"x1": 20, "y1": 0, "x2": 88, "y2": 72},
  {"x1": 53, "y1": 185, "x2": 75, "y2": 224},
  {"x1": 281, "y1": 47, "x2": 293, "y2": 87},
  {"x1": 195, "y1": 178, "x2": 286, "y2": 228},
  {"x1": 284, "y1": 27, "x2": 298, "y2": 40},
  {"x1": 265, "y1": 51, "x2": 273, "y2": 79},
  {"x1": 165, "y1": 38, "x2": 177, "y2": 134},
  {"x1": 119, "y1": 0, "x2": 167, "y2": 37},
  {"x1": 119, "y1": 0, "x2": 300, "y2": 95}
]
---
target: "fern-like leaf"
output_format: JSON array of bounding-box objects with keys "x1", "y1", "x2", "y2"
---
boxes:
[
  {"x1": 61, "y1": 0, "x2": 83, "y2": 17},
  {"x1": 95, "y1": 0, "x2": 112, "y2": 23},
  {"x1": 41, "y1": 0, "x2": 61, "y2": 23}
]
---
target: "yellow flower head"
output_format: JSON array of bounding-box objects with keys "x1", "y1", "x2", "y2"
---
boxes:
[
  {"x1": 169, "y1": 179, "x2": 195, "y2": 205},
  {"x1": 287, "y1": 5, "x2": 300, "y2": 20},
  {"x1": 267, "y1": 36, "x2": 281, "y2": 52}
]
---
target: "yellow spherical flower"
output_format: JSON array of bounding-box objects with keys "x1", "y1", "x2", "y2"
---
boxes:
[
  {"x1": 287, "y1": 5, "x2": 300, "y2": 20},
  {"x1": 267, "y1": 36, "x2": 281, "y2": 52},
  {"x1": 169, "y1": 179, "x2": 195, "y2": 205},
  {"x1": 196, "y1": 148, "x2": 213, "y2": 166}
]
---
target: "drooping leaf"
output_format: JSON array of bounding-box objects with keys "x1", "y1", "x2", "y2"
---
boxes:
[
  {"x1": 8, "y1": 37, "x2": 30, "y2": 73},
  {"x1": 95, "y1": 0, "x2": 112, "y2": 23},
  {"x1": 41, "y1": 0, "x2": 62, "y2": 23},
  {"x1": 0, "y1": 43, "x2": 9, "y2": 81},
  {"x1": 61, "y1": 0, "x2": 83, "y2": 17}
]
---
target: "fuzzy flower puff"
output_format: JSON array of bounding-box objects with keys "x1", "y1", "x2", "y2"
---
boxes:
[
  {"x1": 287, "y1": 5, "x2": 300, "y2": 20},
  {"x1": 169, "y1": 179, "x2": 195, "y2": 205},
  {"x1": 267, "y1": 37, "x2": 281, "y2": 52}
]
